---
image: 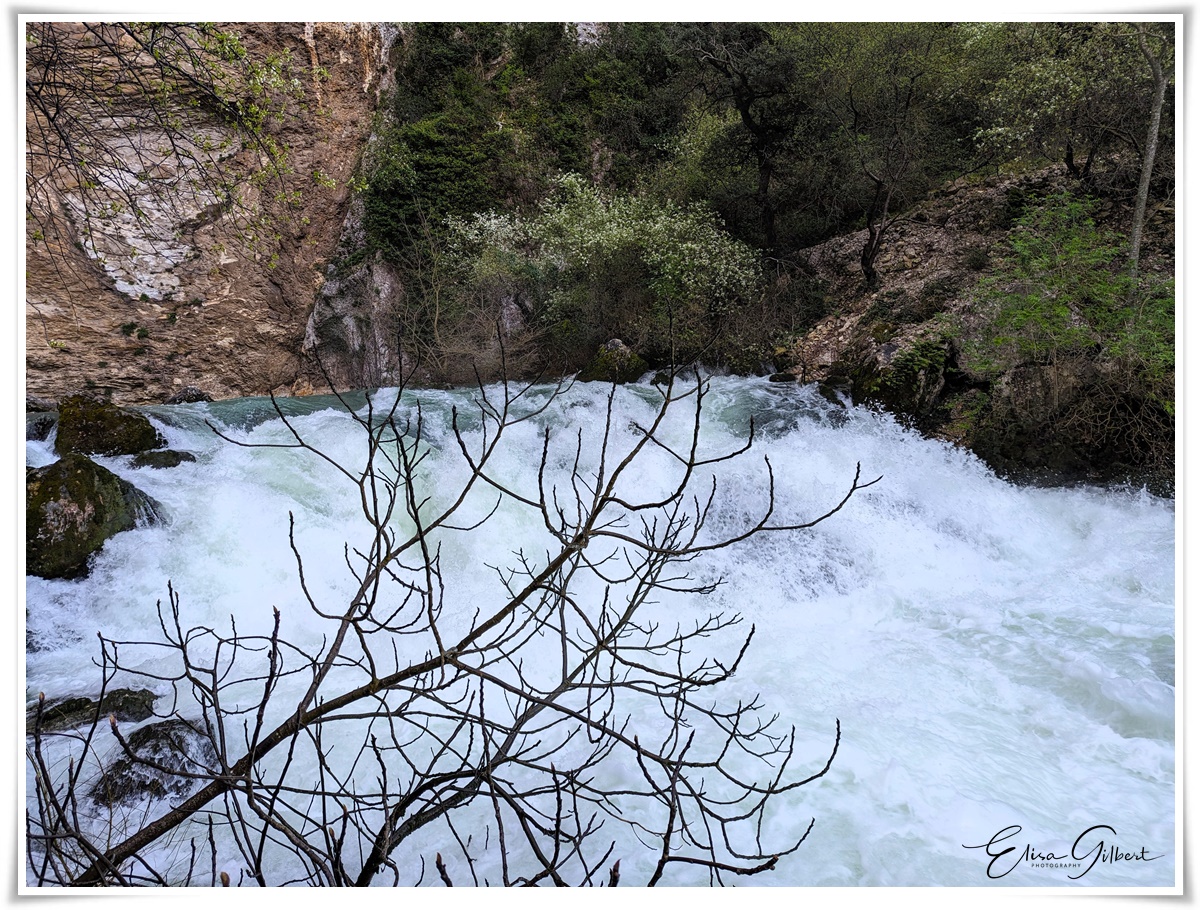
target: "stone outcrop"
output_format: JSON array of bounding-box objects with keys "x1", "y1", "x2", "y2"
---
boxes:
[
  {"x1": 27, "y1": 412, "x2": 56, "y2": 442},
  {"x1": 163, "y1": 386, "x2": 213, "y2": 405},
  {"x1": 27, "y1": 453, "x2": 163, "y2": 579},
  {"x1": 55, "y1": 394, "x2": 165, "y2": 456},
  {"x1": 788, "y1": 169, "x2": 1174, "y2": 490},
  {"x1": 29, "y1": 688, "x2": 157, "y2": 733},
  {"x1": 130, "y1": 450, "x2": 196, "y2": 469},
  {"x1": 303, "y1": 235, "x2": 406, "y2": 391},
  {"x1": 26, "y1": 23, "x2": 397, "y2": 406},
  {"x1": 89, "y1": 719, "x2": 218, "y2": 807},
  {"x1": 577, "y1": 339, "x2": 649, "y2": 384}
]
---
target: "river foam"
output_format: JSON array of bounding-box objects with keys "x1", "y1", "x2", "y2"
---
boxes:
[{"x1": 24, "y1": 377, "x2": 1175, "y2": 887}]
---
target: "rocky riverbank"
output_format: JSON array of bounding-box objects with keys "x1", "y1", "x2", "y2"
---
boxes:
[{"x1": 781, "y1": 169, "x2": 1174, "y2": 493}]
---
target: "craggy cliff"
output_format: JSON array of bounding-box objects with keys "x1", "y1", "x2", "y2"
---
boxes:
[
  {"x1": 25, "y1": 22, "x2": 1173, "y2": 492},
  {"x1": 26, "y1": 23, "x2": 395, "y2": 404}
]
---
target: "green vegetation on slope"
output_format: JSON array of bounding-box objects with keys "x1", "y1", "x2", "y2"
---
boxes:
[{"x1": 342, "y1": 22, "x2": 1175, "y2": 483}]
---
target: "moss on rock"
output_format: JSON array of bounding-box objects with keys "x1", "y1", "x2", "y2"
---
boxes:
[
  {"x1": 577, "y1": 339, "x2": 649, "y2": 384},
  {"x1": 55, "y1": 394, "x2": 165, "y2": 457},
  {"x1": 26, "y1": 453, "x2": 163, "y2": 579},
  {"x1": 29, "y1": 688, "x2": 158, "y2": 733},
  {"x1": 130, "y1": 450, "x2": 197, "y2": 469}
]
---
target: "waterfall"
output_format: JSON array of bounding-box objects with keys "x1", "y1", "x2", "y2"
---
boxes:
[{"x1": 24, "y1": 376, "x2": 1175, "y2": 887}]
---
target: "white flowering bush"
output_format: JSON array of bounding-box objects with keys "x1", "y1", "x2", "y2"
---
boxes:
[
  {"x1": 536, "y1": 174, "x2": 760, "y2": 311},
  {"x1": 445, "y1": 174, "x2": 763, "y2": 362}
]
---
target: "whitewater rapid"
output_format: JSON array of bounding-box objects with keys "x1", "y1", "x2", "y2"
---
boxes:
[{"x1": 24, "y1": 377, "x2": 1175, "y2": 887}]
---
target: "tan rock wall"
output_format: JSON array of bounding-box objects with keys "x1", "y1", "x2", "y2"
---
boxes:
[{"x1": 25, "y1": 22, "x2": 394, "y2": 405}]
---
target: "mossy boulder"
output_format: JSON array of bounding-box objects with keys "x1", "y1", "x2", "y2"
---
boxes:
[
  {"x1": 958, "y1": 359, "x2": 1173, "y2": 492},
  {"x1": 130, "y1": 450, "x2": 196, "y2": 469},
  {"x1": 89, "y1": 719, "x2": 217, "y2": 807},
  {"x1": 871, "y1": 338, "x2": 952, "y2": 421},
  {"x1": 55, "y1": 394, "x2": 165, "y2": 457},
  {"x1": 28, "y1": 688, "x2": 158, "y2": 733},
  {"x1": 26, "y1": 453, "x2": 163, "y2": 579},
  {"x1": 577, "y1": 339, "x2": 649, "y2": 384}
]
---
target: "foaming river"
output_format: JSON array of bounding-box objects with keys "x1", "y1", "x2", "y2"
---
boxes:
[{"x1": 24, "y1": 376, "x2": 1175, "y2": 888}]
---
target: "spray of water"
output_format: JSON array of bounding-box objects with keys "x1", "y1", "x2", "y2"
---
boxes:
[{"x1": 24, "y1": 377, "x2": 1174, "y2": 887}]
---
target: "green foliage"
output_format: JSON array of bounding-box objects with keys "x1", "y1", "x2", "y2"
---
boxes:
[
  {"x1": 973, "y1": 22, "x2": 1175, "y2": 188},
  {"x1": 965, "y1": 192, "x2": 1174, "y2": 408},
  {"x1": 885, "y1": 338, "x2": 946, "y2": 380},
  {"x1": 361, "y1": 115, "x2": 514, "y2": 259},
  {"x1": 443, "y1": 174, "x2": 763, "y2": 364},
  {"x1": 362, "y1": 26, "x2": 543, "y2": 263},
  {"x1": 342, "y1": 22, "x2": 1173, "y2": 388},
  {"x1": 360, "y1": 22, "x2": 690, "y2": 268},
  {"x1": 536, "y1": 176, "x2": 762, "y2": 359},
  {"x1": 971, "y1": 193, "x2": 1122, "y2": 363},
  {"x1": 1107, "y1": 278, "x2": 1175, "y2": 413}
]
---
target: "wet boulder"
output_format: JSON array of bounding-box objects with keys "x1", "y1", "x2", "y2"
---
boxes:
[
  {"x1": 130, "y1": 450, "x2": 196, "y2": 469},
  {"x1": 26, "y1": 453, "x2": 163, "y2": 579},
  {"x1": 54, "y1": 394, "x2": 165, "y2": 457},
  {"x1": 26, "y1": 411, "x2": 57, "y2": 441},
  {"x1": 577, "y1": 339, "x2": 649, "y2": 384},
  {"x1": 89, "y1": 719, "x2": 217, "y2": 807},
  {"x1": 29, "y1": 688, "x2": 158, "y2": 733}
]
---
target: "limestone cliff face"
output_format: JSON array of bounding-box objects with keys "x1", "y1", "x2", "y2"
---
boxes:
[
  {"x1": 25, "y1": 22, "x2": 397, "y2": 405},
  {"x1": 301, "y1": 197, "x2": 408, "y2": 392}
]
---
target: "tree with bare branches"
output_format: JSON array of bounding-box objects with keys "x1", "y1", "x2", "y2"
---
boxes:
[{"x1": 27, "y1": 363, "x2": 875, "y2": 887}]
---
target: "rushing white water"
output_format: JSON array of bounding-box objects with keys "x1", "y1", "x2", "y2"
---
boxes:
[{"x1": 24, "y1": 377, "x2": 1175, "y2": 888}]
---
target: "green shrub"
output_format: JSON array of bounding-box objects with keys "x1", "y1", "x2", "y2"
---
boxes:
[
  {"x1": 446, "y1": 174, "x2": 763, "y2": 364},
  {"x1": 963, "y1": 191, "x2": 1174, "y2": 411}
]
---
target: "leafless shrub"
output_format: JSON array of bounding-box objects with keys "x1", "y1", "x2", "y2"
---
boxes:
[{"x1": 27, "y1": 360, "x2": 877, "y2": 886}]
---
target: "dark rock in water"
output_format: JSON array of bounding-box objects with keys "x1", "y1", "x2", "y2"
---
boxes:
[
  {"x1": 55, "y1": 393, "x2": 165, "y2": 457},
  {"x1": 131, "y1": 449, "x2": 197, "y2": 469},
  {"x1": 26, "y1": 411, "x2": 57, "y2": 441},
  {"x1": 163, "y1": 386, "x2": 213, "y2": 405},
  {"x1": 27, "y1": 394, "x2": 57, "y2": 412},
  {"x1": 577, "y1": 339, "x2": 649, "y2": 384},
  {"x1": 26, "y1": 453, "x2": 163, "y2": 579},
  {"x1": 29, "y1": 688, "x2": 158, "y2": 733},
  {"x1": 817, "y1": 379, "x2": 851, "y2": 408},
  {"x1": 89, "y1": 719, "x2": 217, "y2": 807},
  {"x1": 768, "y1": 372, "x2": 798, "y2": 383}
]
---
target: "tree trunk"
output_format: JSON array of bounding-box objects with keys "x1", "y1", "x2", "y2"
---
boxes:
[
  {"x1": 859, "y1": 178, "x2": 891, "y2": 288},
  {"x1": 860, "y1": 224, "x2": 880, "y2": 287},
  {"x1": 1129, "y1": 25, "x2": 1170, "y2": 286},
  {"x1": 756, "y1": 147, "x2": 777, "y2": 253}
]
